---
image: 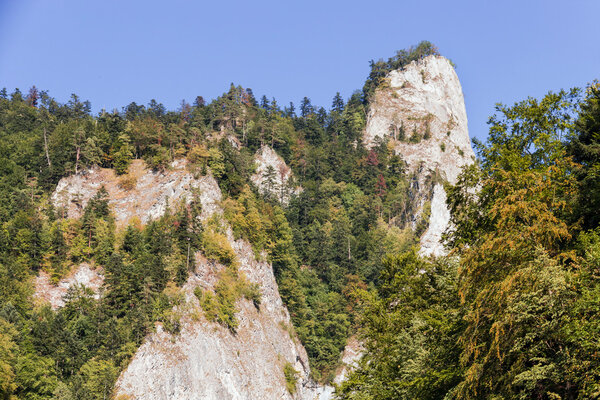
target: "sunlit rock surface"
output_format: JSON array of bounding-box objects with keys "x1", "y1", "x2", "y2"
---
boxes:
[
  {"x1": 34, "y1": 263, "x2": 104, "y2": 309},
  {"x1": 365, "y1": 55, "x2": 475, "y2": 257},
  {"x1": 52, "y1": 159, "x2": 326, "y2": 399},
  {"x1": 251, "y1": 146, "x2": 301, "y2": 205}
]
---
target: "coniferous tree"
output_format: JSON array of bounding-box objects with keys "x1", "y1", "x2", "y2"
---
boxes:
[
  {"x1": 331, "y1": 92, "x2": 344, "y2": 112},
  {"x1": 300, "y1": 97, "x2": 312, "y2": 117}
]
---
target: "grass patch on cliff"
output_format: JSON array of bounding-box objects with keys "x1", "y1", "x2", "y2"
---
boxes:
[
  {"x1": 283, "y1": 362, "x2": 298, "y2": 394},
  {"x1": 415, "y1": 200, "x2": 431, "y2": 237},
  {"x1": 117, "y1": 173, "x2": 137, "y2": 191},
  {"x1": 153, "y1": 282, "x2": 186, "y2": 335}
]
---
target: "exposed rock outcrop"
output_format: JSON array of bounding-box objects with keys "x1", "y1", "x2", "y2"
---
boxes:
[
  {"x1": 52, "y1": 159, "x2": 221, "y2": 228},
  {"x1": 251, "y1": 146, "x2": 301, "y2": 205},
  {"x1": 333, "y1": 336, "x2": 364, "y2": 386},
  {"x1": 34, "y1": 263, "x2": 104, "y2": 309},
  {"x1": 418, "y1": 183, "x2": 451, "y2": 257},
  {"x1": 365, "y1": 55, "x2": 475, "y2": 256},
  {"x1": 51, "y1": 159, "x2": 325, "y2": 399},
  {"x1": 45, "y1": 53, "x2": 476, "y2": 397},
  {"x1": 115, "y1": 237, "x2": 326, "y2": 400}
]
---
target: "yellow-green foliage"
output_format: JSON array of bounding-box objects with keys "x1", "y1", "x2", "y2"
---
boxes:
[
  {"x1": 222, "y1": 186, "x2": 297, "y2": 279},
  {"x1": 378, "y1": 219, "x2": 416, "y2": 255},
  {"x1": 187, "y1": 144, "x2": 210, "y2": 165},
  {"x1": 196, "y1": 211, "x2": 262, "y2": 331},
  {"x1": 207, "y1": 147, "x2": 225, "y2": 178},
  {"x1": 283, "y1": 362, "x2": 298, "y2": 394},
  {"x1": 194, "y1": 266, "x2": 261, "y2": 332},
  {"x1": 222, "y1": 185, "x2": 271, "y2": 257},
  {"x1": 65, "y1": 219, "x2": 91, "y2": 263},
  {"x1": 186, "y1": 144, "x2": 210, "y2": 176},
  {"x1": 117, "y1": 174, "x2": 137, "y2": 191},
  {"x1": 202, "y1": 217, "x2": 237, "y2": 266},
  {"x1": 0, "y1": 318, "x2": 17, "y2": 397},
  {"x1": 240, "y1": 280, "x2": 261, "y2": 309},
  {"x1": 416, "y1": 200, "x2": 431, "y2": 236},
  {"x1": 163, "y1": 242, "x2": 186, "y2": 281},
  {"x1": 78, "y1": 357, "x2": 118, "y2": 400},
  {"x1": 153, "y1": 282, "x2": 186, "y2": 335},
  {"x1": 41, "y1": 219, "x2": 70, "y2": 282}
]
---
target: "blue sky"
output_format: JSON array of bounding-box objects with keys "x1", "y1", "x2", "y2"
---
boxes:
[{"x1": 1, "y1": 0, "x2": 599, "y2": 141}]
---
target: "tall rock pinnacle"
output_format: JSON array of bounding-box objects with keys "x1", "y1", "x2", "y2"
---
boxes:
[{"x1": 365, "y1": 55, "x2": 475, "y2": 256}]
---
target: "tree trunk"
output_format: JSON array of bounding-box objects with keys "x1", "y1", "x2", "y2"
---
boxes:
[
  {"x1": 43, "y1": 127, "x2": 52, "y2": 168},
  {"x1": 348, "y1": 237, "x2": 351, "y2": 261},
  {"x1": 75, "y1": 146, "x2": 81, "y2": 174}
]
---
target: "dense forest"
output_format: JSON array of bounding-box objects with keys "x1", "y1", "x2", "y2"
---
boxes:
[{"x1": 0, "y1": 40, "x2": 599, "y2": 399}]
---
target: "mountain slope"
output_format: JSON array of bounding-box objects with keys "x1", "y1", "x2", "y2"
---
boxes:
[{"x1": 49, "y1": 159, "x2": 327, "y2": 400}]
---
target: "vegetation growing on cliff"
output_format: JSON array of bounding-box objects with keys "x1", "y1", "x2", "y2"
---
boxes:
[
  {"x1": 363, "y1": 40, "x2": 440, "y2": 101},
  {"x1": 0, "y1": 185, "x2": 205, "y2": 399}
]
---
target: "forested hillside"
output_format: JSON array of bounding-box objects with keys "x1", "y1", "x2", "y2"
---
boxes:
[
  {"x1": 0, "y1": 42, "x2": 439, "y2": 399},
  {"x1": 0, "y1": 40, "x2": 598, "y2": 400}
]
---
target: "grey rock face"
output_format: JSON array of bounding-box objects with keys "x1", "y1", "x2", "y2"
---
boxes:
[
  {"x1": 51, "y1": 159, "x2": 221, "y2": 228},
  {"x1": 365, "y1": 55, "x2": 475, "y2": 257},
  {"x1": 51, "y1": 158, "x2": 325, "y2": 399},
  {"x1": 34, "y1": 263, "x2": 104, "y2": 309},
  {"x1": 251, "y1": 146, "x2": 301, "y2": 205},
  {"x1": 47, "y1": 53, "x2": 476, "y2": 397},
  {"x1": 115, "y1": 238, "x2": 324, "y2": 400}
]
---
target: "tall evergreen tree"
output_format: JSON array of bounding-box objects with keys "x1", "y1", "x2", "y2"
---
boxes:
[
  {"x1": 300, "y1": 97, "x2": 312, "y2": 117},
  {"x1": 332, "y1": 92, "x2": 344, "y2": 112}
]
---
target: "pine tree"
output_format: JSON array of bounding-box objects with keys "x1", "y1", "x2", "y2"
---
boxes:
[
  {"x1": 331, "y1": 92, "x2": 344, "y2": 112},
  {"x1": 260, "y1": 95, "x2": 269, "y2": 111},
  {"x1": 569, "y1": 83, "x2": 600, "y2": 229},
  {"x1": 300, "y1": 97, "x2": 312, "y2": 117}
]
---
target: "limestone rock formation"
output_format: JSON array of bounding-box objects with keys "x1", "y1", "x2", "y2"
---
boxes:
[
  {"x1": 51, "y1": 158, "x2": 325, "y2": 400},
  {"x1": 333, "y1": 335, "x2": 365, "y2": 386},
  {"x1": 115, "y1": 237, "x2": 326, "y2": 400},
  {"x1": 418, "y1": 183, "x2": 451, "y2": 257},
  {"x1": 365, "y1": 55, "x2": 475, "y2": 256},
  {"x1": 44, "y1": 53, "x2": 476, "y2": 397},
  {"x1": 251, "y1": 146, "x2": 301, "y2": 205},
  {"x1": 51, "y1": 159, "x2": 220, "y2": 228},
  {"x1": 34, "y1": 263, "x2": 104, "y2": 309}
]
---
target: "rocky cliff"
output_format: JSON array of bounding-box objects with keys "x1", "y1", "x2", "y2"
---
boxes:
[
  {"x1": 52, "y1": 159, "x2": 221, "y2": 228},
  {"x1": 115, "y1": 237, "x2": 326, "y2": 400},
  {"x1": 34, "y1": 263, "x2": 104, "y2": 309},
  {"x1": 365, "y1": 55, "x2": 475, "y2": 256},
  {"x1": 50, "y1": 159, "x2": 326, "y2": 400},
  {"x1": 332, "y1": 336, "x2": 364, "y2": 386},
  {"x1": 251, "y1": 146, "x2": 301, "y2": 205},
  {"x1": 44, "y1": 54, "x2": 475, "y2": 398}
]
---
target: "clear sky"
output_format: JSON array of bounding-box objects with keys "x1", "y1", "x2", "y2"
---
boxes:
[{"x1": 1, "y1": 0, "x2": 599, "y2": 141}]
